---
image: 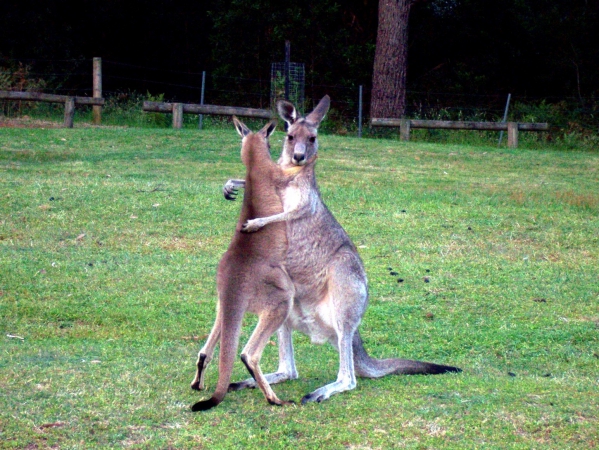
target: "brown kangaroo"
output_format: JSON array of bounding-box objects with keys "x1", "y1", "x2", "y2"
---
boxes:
[
  {"x1": 190, "y1": 117, "x2": 316, "y2": 411},
  {"x1": 222, "y1": 96, "x2": 461, "y2": 405}
]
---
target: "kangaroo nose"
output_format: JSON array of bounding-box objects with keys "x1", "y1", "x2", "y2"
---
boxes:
[{"x1": 293, "y1": 152, "x2": 305, "y2": 162}]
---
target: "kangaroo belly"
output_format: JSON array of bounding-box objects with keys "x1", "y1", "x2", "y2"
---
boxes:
[{"x1": 287, "y1": 295, "x2": 337, "y2": 345}]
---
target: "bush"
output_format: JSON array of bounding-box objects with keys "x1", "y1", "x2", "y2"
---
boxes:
[{"x1": 0, "y1": 61, "x2": 49, "y2": 117}]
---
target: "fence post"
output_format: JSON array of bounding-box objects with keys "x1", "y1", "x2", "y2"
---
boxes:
[
  {"x1": 498, "y1": 93, "x2": 511, "y2": 146},
  {"x1": 172, "y1": 103, "x2": 183, "y2": 129},
  {"x1": 198, "y1": 71, "x2": 206, "y2": 129},
  {"x1": 358, "y1": 85, "x2": 363, "y2": 138},
  {"x1": 92, "y1": 57, "x2": 102, "y2": 125},
  {"x1": 64, "y1": 97, "x2": 75, "y2": 128},
  {"x1": 400, "y1": 118, "x2": 410, "y2": 141},
  {"x1": 507, "y1": 122, "x2": 518, "y2": 148}
]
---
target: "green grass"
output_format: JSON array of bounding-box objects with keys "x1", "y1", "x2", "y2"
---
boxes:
[{"x1": 1, "y1": 126, "x2": 598, "y2": 449}]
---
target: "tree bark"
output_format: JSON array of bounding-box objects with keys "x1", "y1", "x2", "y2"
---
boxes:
[{"x1": 371, "y1": 0, "x2": 412, "y2": 119}]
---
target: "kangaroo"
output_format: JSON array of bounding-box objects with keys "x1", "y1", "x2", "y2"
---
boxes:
[
  {"x1": 190, "y1": 117, "x2": 317, "y2": 411},
  {"x1": 222, "y1": 96, "x2": 461, "y2": 405}
]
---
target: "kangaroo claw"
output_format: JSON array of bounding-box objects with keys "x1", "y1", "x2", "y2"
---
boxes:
[{"x1": 224, "y1": 187, "x2": 238, "y2": 200}]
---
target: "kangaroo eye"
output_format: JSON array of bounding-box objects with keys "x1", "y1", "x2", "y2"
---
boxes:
[
  {"x1": 287, "y1": 135, "x2": 294, "y2": 141},
  {"x1": 309, "y1": 136, "x2": 316, "y2": 144}
]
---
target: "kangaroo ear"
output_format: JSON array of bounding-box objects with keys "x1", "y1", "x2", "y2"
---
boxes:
[
  {"x1": 259, "y1": 119, "x2": 277, "y2": 138},
  {"x1": 233, "y1": 116, "x2": 251, "y2": 137},
  {"x1": 305, "y1": 95, "x2": 330, "y2": 126},
  {"x1": 277, "y1": 100, "x2": 298, "y2": 125}
]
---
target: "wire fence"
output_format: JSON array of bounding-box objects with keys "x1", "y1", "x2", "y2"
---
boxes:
[{"x1": 1, "y1": 57, "x2": 598, "y2": 133}]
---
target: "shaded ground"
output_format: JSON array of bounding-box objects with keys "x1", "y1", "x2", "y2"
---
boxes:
[{"x1": 0, "y1": 116, "x2": 63, "y2": 128}]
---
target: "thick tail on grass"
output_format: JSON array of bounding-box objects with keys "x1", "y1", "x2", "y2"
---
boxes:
[{"x1": 352, "y1": 332, "x2": 461, "y2": 378}]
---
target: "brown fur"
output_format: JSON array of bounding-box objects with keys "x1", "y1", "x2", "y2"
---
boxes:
[{"x1": 190, "y1": 117, "x2": 316, "y2": 411}]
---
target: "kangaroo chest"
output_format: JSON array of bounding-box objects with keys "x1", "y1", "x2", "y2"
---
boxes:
[{"x1": 281, "y1": 183, "x2": 303, "y2": 214}]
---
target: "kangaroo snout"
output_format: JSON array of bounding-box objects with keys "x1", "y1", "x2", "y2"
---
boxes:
[
  {"x1": 293, "y1": 153, "x2": 305, "y2": 164},
  {"x1": 292, "y1": 143, "x2": 306, "y2": 164}
]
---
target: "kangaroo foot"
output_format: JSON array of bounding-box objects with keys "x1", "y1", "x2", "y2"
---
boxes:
[
  {"x1": 228, "y1": 380, "x2": 256, "y2": 392},
  {"x1": 190, "y1": 397, "x2": 220, "y2": 412},
  {"x1": 268, "y1": 398, "x2": 296, "y2": 407},
  {"x1": 301, "y1": 392, "x2": 327, "y2": 404},
  {"x1": 300, "y1": 379, "x2": 355, "y2": 404}
]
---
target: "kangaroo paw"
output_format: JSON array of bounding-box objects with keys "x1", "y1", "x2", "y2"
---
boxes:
[
  {"x1": 241, "y1": 218, "x2": 264, "y2": 233},
  {"x1": 224, "y1": 188, "x2": 238, "y2": 200},
  {"x1": 223, "y1": 180, "x2": 240, "y2": 200}
]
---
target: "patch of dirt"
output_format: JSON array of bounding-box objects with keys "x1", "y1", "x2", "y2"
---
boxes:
[
  {"x1": 0, "y1": 116, "x2": 62, "y2": 128},
  {"x1": 0, "y1": 116, "x2": 125, "y2": 129}
]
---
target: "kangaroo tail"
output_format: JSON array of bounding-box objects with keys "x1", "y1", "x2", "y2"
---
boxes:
[
  {"x1": 352, "y1": 331, "x2": 461, "y2": 377},
  {"x1": 191, "y1": 307, "x2": 243, "y2": 412}
]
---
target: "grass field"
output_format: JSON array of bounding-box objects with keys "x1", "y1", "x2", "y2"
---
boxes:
[{"x1": 1, "y1": 124, "x2": 598, "y2": 449}]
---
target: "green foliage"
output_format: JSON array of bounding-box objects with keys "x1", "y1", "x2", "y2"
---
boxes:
[
  {"x1": 0, "y1": 61, "x2": 49, "y2": 116},
  {"x1": 1, "y1": 128, "x2": 598, "y2": 448},
  {"x1": 0, "y1": 61, "x2": 47, "y2": 92},
  {"x1": 204, "y1": 0, "x2": 375, "y2": 104},
  {"x1": 512, "y1": 100, "x2": 599, "y2": 132},
  {"x1": 100, "y1": 92, "x2": 173, "y2": 128}
]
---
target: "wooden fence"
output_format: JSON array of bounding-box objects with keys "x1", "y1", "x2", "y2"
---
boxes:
[
  {"x1": 371, "y1": 118, "x2": 549, "y2": 148},
  {"x1": 0, "y1": 57, "x2": 104, "y2": 128},
  {"x1": 0, "y1": 90, "x2": 105, "y2": 128},
  {"x1": 142, "y1": 101, "x2": 272, "y2": 128}
]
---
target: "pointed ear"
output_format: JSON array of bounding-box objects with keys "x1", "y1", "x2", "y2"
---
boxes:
[
  {"x1": 276, "y1": 100, "x2": 298, "y2": 125},
  {"x1": 305, "y1": 95, "x2": 330, "y2": 126},
  {"x1": 233, "y1": 116, "x2": 250, "y2": 137},
  {"x1": 259, "y1": 119, "x2": 277, "y2": 138}
]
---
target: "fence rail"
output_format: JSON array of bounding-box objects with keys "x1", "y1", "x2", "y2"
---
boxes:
[
  {"x1": 0, "y1": 90, "x2": 105, "y2": 128},
  {"x1": 142, "y1": 101, "x2": 272, "y2": 129},
  {"x1": 371, "y1": 118, "x2": 549, "y2": 148},
  {"x1": 0, "y1": 90, "x2": 104, "y2": 106}
]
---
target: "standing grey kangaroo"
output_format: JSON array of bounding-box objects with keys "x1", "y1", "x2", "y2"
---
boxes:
[
  {"x1": 221, "y1": 96, "x2": 460, "y2": 405},
  {"x1": 190, "y1": 117, "x2": 316, "y2": 411}
]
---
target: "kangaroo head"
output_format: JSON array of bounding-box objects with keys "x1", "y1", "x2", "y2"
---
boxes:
[
  {"x1": 233, "y1": 116, "x2": 277, "y2": 165},
  {"x1": 276, "y1": 95, "x2": 330, "y2": 168}
]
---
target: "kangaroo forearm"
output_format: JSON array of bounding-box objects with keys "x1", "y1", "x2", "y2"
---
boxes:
[
  {"x1": 271, "y1": 201, "x2": 310, "y2": 223},
  {"x1": 228, "y1": 179, "x2": 246, "y2": 188},
  {"x1": 241, "y1": 201, "x2": 311, "y2": 232}
]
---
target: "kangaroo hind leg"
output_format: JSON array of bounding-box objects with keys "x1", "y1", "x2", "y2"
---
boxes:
[
  {"x1": 240, "y1": 287, "x2": 294, "y2": 406},
  {"x1": 301, "y1": 251, "x2": 367, "y2": 404},
  {"x1": 191, "y1": 302, "x2": 245, "y2": 412},
  {"x1": 301, "y1": 324, "x2": 357, "y2": 405},
  {"x1": 229, "y1": 322, "x2": 298, "y2": 391},
  {"x1": 191, "y1": 307, "x2": 222, "y2": 391}
]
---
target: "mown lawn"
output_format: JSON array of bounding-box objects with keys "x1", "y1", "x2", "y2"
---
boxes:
[{"x1": 1, "y1": 125, "x2": 598, "y2": 449}]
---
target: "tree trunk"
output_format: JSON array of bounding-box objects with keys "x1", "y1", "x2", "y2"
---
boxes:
[{"x1": 371, "y1": 0, "x2": 412, "y2": 119}]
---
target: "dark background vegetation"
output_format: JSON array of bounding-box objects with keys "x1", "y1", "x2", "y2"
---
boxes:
[{"x1": 1, "y1": 0, "x2": 598, "y2": 131}]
